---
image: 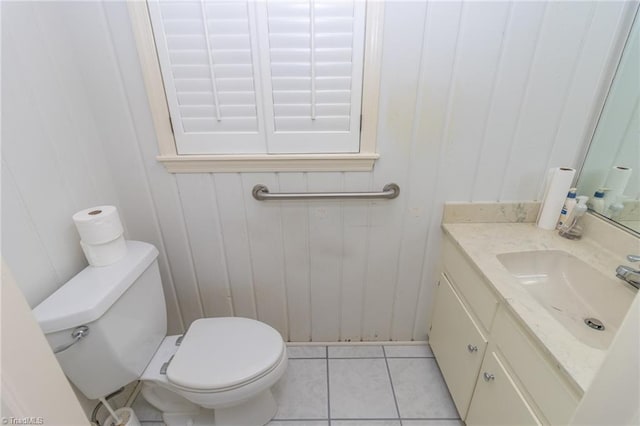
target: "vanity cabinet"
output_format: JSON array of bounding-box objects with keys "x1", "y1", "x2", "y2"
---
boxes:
[
  {"x1": 466, "y1": 348, "x2": 540, "y2": 425},
  {"x1": 431, "y1": 236, "x2": 581, "y2": 425},
  {"x1": 429, "y1": 274, "x2": 488, "y2": 418}
]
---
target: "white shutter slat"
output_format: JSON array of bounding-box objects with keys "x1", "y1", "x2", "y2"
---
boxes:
[
  {"x1": 272, "y1": 90, "x2": 351, "y2": 104},
  {"x1": 183, "y1": 117, "x2": 258, "y2": 132},
  {"x1": 271, "y1": 76, "x2": 351, "y2": 91},
  {"x1": 177, "y1": 91, "x2": 256, "y2": 106},
  {"x1": 159, "y1": 3, "x2": 201, "y2": 19},
  {"x1": 176, "y1": 78, "x2": 257, "y2": 93},
  {"x1": 275, "y1": 116, "x2": 350, "y2": 132},
  {"x1": 180, "y1": 105, "x2": 256, "y2": 118},
  {"x1": 208, "y1": 19, "x2": 251, "y2": 35},
  {"x1": 148, "y1": 0, "x2": 266, "y2": 154},
  {"x1": 269, "y1": 47, "x2": 353, "y2": 63},
  {"x1": 314, "y1": 2, "x2": 354, "y2": 17},
  {"x1": 268, "y1": 17, "x2": 353, "y2": 33},
  {"x1": 169, "y1": 50, "x2": 252, "y2": 65},
  {"x1": 163, "y1": 20, "x2": 204, "y2": 35},
  {"x1": 274, "y1": 103, "x2": 351, "y2": 116},
  {"x1": 256, "y1": 0, "x2": 365, "y2": 153},
  {"x1": 166, "y1": 35, "x2": 207, "y2": 50},
  {"x1": 271, "y1": 62, "x2": 351, "y2": 77},
  {"x1": 205, "y1": 3, "x2": 248, "y2": 19}
]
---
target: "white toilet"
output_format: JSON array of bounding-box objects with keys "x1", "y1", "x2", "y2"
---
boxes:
[{"x1": 33, "y1": 241, "x2": 288, "y2": 426}]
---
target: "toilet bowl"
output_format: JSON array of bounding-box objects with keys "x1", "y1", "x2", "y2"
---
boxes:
[
  {"x1": 140, "y1": 317, "x2": 288, "y2": 426},
  {"x1": 32, "y1": 241, "x2": 288, "y2": 426}
]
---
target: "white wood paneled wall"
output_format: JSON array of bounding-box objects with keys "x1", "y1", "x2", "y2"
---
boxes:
[{"x1": 2, "y1": 1, "x2": 634, "y2": 341}]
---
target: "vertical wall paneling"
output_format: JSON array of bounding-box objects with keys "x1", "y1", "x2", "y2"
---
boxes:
[
  {"x1": 500, "y1": 2, "x2": 596, "y2": 200},
  {"x1": 307, "y1": 173, "x2": 344, "y2": 341},
  {"x1": 278, "y1": 173, "x2": 313, "y2": 341},
  {"x1": 441, "y1": 2, "x2": 512, "y2": 202},
  {"x1": 2, "y1": 26, "x2": 88, "y2": 286},
  {"x1": 3, "y1": 1, "x2": 633, "y2": 341},
  {"x1": 360, "y1": 1, "x2": 427, "y2": 341},
  {"x1": 392, "y1": 1, "x2": 456, "y2": 341},
  {"x1": 471, "y1": 2, "x2": 548, "y2": 201},
  {"x1": 176, "y1": 174, "x2": 234, "y2": 318},
  {"x1": 339, "y1": 173, "x2": 372, "y2": 341},
  {"x1": 7, "y1": 5, "x2": 102, "y2": 210},
  {"x1": 1, "y1": 165, "x2": 61, "y2": 307},
  {"x1": 212, "y1": 174, "x2": 259, "y2": 320},
  {"x1": 242, "y1": 173, "x2": 289, "y2": 338},
  {"x1": 411, "y1": 1, "x2": 465, "y2": 340}
]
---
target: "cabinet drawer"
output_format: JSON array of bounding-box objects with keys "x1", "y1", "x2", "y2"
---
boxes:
[
  {"x1": 466, "y1": 350, "x2": 541, "y2": 426},
  {"x1": 492, "y1": 307, "x2": 580, "y2": 425},
  {"x1": 430, "y1": 274, "x2": 488, "y2": 418},
  {"x1": 442, "y1": 237, "x2": 499, "y2": 331}
]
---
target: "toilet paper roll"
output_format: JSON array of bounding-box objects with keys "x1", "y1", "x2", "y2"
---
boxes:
[
  {"x1": 81, "y1": 235, "x2": 127, "y2": 267},
  {"x1": 73, "y1": 205, "x2": 124, "y2": 245},
  {"x1": 536, "y1": 167, "x2": 576, "y2": 230},
  {"x1": 603, "y1": 166, "x2": 632, "y2": 207}
]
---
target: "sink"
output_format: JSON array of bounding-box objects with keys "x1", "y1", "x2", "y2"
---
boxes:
[{"x1": 497, "y1": 250, "x2": 635, "y2": 349}]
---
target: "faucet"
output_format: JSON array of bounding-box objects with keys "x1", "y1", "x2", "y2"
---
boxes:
[{"x1": 616, "y1": 254, "x2": 640, "y2": 289}]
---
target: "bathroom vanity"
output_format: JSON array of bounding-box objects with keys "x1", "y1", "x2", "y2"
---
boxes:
[{"x1": 429, "y1": 209, "x2": 637, "y2": 425}]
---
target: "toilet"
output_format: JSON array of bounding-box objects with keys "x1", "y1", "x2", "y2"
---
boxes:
[{"x1": 32, "y1": 241, "x2": 287, "y2": 426}]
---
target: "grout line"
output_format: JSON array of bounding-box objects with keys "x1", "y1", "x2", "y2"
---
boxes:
[
  {"x1": 326, "y1": 346, "x2": 331, "y2": 425},
  {"x1": 288, "y1": 356, "x2": 434, "y2": 360},
  {"x1": 260, "y1": 418, "x2": 465, "y2": 422},
  {"x1": 270, "y1": 418, "x2": 461, "y2": 422},
  {"x1": 382, "y1": 346, "x2": 402, "y2": 423}
]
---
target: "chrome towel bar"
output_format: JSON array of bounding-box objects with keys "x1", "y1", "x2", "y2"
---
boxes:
[{"x1": 252, "y1": 183, "x2": 400, "y2": 201}]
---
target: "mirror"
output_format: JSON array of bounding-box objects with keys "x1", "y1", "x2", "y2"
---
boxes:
[{"x1": 577, "y1": 13, "x2": 639, "y2": 233}]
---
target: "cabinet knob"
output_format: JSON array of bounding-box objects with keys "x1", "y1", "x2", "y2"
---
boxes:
[
  {"x1": 483, "y1": 372, "x2": 495, "y2": 382},
  {"x1": 467, "y1": 344, "x2": 478, "y2": 353}
]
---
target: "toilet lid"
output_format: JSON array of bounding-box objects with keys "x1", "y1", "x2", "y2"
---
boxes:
[{"x1": 166, "y1": 317, "x2": 284, "y2": 391}]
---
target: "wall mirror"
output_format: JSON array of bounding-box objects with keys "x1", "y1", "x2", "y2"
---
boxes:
[{"x1": 577, "y1": 12, "x2": 639, "y2": 234}]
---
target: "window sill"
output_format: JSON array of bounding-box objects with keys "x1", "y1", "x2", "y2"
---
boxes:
[{"x1": 157, "y1": 153, "x2": 380, "y2": 173}]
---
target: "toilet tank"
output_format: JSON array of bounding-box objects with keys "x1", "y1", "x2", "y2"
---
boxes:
[{"x1": 33, "y1": 241, "x2": 167, "y2": 400}]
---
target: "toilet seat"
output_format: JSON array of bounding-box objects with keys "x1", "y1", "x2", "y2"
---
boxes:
[{"x1": 166, "y1": 317, "x2": 285, "y2": 392}]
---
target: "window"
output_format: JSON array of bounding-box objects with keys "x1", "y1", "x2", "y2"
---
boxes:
[{"x1": 129, "y1": 0, "x2": 383, "y2": 172}]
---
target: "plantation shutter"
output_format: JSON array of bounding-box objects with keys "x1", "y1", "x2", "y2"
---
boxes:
[{"x1": 147, "y1": 0, "x2": 366, "y2": 155}]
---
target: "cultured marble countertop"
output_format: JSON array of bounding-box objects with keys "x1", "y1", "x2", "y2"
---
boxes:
[{"x1": 441, "y1": 222, "x2": 638, "y2": 393}]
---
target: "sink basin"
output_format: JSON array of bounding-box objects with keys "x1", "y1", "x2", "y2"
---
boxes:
[{"x1": 497, "y1": 250, "x2": 635, "y2": 349}]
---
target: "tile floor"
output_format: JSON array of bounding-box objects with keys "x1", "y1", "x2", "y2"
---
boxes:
[{"x1": 132, "y1": 344, "x2": 462, "y2": 426}]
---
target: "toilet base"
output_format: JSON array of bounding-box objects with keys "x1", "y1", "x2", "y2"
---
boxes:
[
  {"x1": 215, "y1": 389, "x2": 277, "y2": 426},
  {"x1": 143, "y1": 383, "x2": 278, "y2": 426}
]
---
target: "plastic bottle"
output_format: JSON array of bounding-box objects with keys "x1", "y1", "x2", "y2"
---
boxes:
[
  {"x1": 559, "y1": 196, "x2": 589, "y2": 240},
  {"x1": 588, "y1": 189, "x2": 606, "y2": 214},
  {"x1": 557, "y1": 188, "x2": 577, "y2": 229},
  {"x1": 606, "y1": 195, "x2": 625, "y2": 219}
]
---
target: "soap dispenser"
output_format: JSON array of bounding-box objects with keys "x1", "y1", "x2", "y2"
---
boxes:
[{"x1": 559, "y1": 196, "x2": 588, "y2": 240}]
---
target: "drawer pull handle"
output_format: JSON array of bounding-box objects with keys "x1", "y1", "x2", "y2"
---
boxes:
[
  {"x1": 483, "y1": 372, "x2": 495, "y2": 382},
  {"x1": 467, "y1": 344, "x2": 478, "y2": 353}
]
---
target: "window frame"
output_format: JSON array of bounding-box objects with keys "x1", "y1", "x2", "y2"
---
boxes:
[{"x1": 128, "y1": 0, "x2": 383, "y2": 173}]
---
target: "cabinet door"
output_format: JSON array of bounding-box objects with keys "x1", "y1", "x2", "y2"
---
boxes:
[
  {"x1": 466, "y1": 351, "x2": 541, "y2": 426},
  {"x1": 429, "y1": 275, "x2": 488, "y2": 418}
]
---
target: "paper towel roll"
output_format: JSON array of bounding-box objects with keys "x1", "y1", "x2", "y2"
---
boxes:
[
  {"x1": 603, "y1": 166, "x2": 632, "y2": 208},
  {"x1": 536, "y1": 167, "x2": 576, "y2": 230},
  {"x1": 80, "y1": 235, "x2": 127, "y2": 267},
  {"x1": 73, "y1": 205, "x2": 124, "y2": 245}
]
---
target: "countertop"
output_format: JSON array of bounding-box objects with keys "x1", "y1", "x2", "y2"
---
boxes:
[{"x1": 441, "y1": 222, "x2": 637, "y2": 393}]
